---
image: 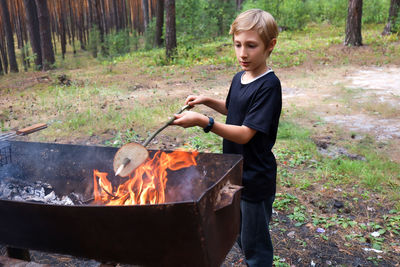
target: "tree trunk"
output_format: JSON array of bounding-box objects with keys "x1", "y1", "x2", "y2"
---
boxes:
[
  {"x1": 112, "y1": 0, "x2": 120, "y2": 31},
  {"x1": 155, "y1": 0, "x2": 164, "y2": 47},
  {"x1": 68, "y1": 0, "x2": 76, "y2": 54},
  {"x1": 382, "y1": 0, "x2": 400, "y2": 35},
  {"x1": 165, "y1": 0, "x2": 176, "y2": 60},
  {"x1": 142, "y1": 0, "x2": 150, "y2": 30},
  {"x1": 58, "y1": 0, "x2": 67, "y2": 60},
  {"x1": 0, "y1": 0, "x2": 19, "y2": 72},
  {"x1": 99, "y1": 0, "x2": 108, "y2": 35},
  {"x1": 236, "y1": 0, "x2": 244, "y2": 11},
  {"x1": 35, "y1": 0, "x2": 55, "y2": 70},
  {"x1": 345, "y1": 0, "x2": 363, "y2": 46},
  {"x1": 98, "y1": 0, "x2": 107, "y2": 55},
  {"x1": 120, "y1": 0, "x2": 127, "y2": 29},
  {"x1": 0, "y1": 37, "x2": 8, "y2": 74},
  {"x1": 23, "y1": 0, "x2": 42, "y2": 68},
  {"x1": 12, "y1": 1, "x2": 28, "y2": 71},
  {"x1": 0, "y1": 41, "x2": 3, "y2": 74}
]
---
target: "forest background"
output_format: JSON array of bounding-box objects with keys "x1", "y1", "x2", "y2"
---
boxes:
[{"x1": 0, "y1": 0, "x2": 400, "y2": 266}]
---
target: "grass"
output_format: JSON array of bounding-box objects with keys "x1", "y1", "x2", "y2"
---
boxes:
[{"x1": 276, "y1": 113, "x2": 400, "y2": 206}]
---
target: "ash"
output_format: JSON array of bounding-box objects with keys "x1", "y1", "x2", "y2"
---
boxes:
[{"x1": 0, "y1": 177, "x2": 84, "y2": 205}]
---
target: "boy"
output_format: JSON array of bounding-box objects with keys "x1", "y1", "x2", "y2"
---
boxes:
[{"x1": 172, "y1": 9, "x2": 281, "y2": 266}]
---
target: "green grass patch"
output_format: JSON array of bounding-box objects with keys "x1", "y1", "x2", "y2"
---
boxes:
[{"x1": 182, "y1": 127, "x2": 223, "y2": 153}]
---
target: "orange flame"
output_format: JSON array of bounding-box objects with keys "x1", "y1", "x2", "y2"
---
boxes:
[{"x1": 93, "y1": 150, "x2": 198, "y2": 205}]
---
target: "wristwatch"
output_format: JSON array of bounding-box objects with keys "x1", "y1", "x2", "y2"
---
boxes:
[{"x1": 203, "y1": 117, "x2": 214, "y2": 133}]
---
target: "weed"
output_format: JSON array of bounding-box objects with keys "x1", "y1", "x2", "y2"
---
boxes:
[
  {"x1": 288, "y1": 206, "x2": 307, "y2": 226},
  {"x1": 183, "y1": 127, "x2": 222, "y2": 153},
  {"x1": 367, "y1": 256, "x2": 383, "y2": 265},
  {"x1": 274, "y1": 193, "x2": 298, "y2": 211},
  {"x1": 104, "y1": 129, "x2": 141, "y2": 147},
  {"x1": 273, "y1": 255, "x2": 290, "y2": 267}
]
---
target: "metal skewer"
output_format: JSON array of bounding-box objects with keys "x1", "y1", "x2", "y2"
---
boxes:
[
  {"x1": 114, "y1": 105, "x2": 190, "y2": 177},
  {"x1": 115, "y1": 158, "x2": 131, "y2": 176}
]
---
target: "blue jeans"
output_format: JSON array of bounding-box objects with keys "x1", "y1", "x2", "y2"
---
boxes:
[{"x1": 237, "y1": 196, "x2": 275, "y2": 267}]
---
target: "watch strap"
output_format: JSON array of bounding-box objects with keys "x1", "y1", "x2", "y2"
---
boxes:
[{"x1": 203, "y1": 117, "x2": 214, "y2": 133}]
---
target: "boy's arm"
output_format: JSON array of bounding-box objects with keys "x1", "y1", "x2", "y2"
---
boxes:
[
  {"x1": 172, "y1": 111, "x2": 256, "y2": 144},
  {"x1": 185, "y1": 95, "x2": 227, "y2": 115}
]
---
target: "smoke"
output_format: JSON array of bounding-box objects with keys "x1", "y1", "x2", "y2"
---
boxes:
[{"x1": 165, "y1": 165, "x2": 209, "y2": 203}]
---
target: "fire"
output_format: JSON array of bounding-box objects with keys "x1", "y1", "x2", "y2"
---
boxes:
[{"x1": 93, "y1": 150, "x2": 198, "y2": 205}]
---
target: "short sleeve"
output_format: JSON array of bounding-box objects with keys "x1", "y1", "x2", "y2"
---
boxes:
[{"x1": 243, "y1": 79, "x2": 282, "y2": 134}]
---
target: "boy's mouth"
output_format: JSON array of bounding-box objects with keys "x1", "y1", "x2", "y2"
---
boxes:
[{"x1": 240, "y1": 62, "x2": 250, "y2": 67}]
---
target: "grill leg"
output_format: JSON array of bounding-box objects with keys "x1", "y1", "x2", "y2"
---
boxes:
[{"x1": 6, "y1": 247, "x2": 31, "y2": 262}]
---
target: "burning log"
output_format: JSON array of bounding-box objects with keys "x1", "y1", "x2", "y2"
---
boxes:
[{"x1": 94, "y1": 149, "x2": 199, "y2": 205}]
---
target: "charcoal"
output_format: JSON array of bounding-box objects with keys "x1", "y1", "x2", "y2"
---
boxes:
[{"x1": 0, "y1": 177, "x2": 84, "y2": 205}]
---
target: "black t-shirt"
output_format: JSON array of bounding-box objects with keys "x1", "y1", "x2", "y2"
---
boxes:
[{"x1": 223, "y1": 70, "x2": 282, "y2": 202}]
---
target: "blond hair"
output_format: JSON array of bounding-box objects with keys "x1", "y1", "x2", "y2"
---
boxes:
[{"x1": 230, "y1": 9, "x2": 278, "y2": 53}]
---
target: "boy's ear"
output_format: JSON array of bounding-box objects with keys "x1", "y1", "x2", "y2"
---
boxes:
[{"x1": 267, "y1": 38, "x2": 277, "y2": 52}]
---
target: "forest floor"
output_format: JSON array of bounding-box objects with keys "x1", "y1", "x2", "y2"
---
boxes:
[{"x1": 1, "y1": 36, "x2": 400, "y2": 266}]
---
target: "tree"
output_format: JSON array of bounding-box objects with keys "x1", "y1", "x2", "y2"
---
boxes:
[
  {"x1": 165, "y1": 0, "x2": 176, "y2": 60},
  {"x1": 382, "y1": 0, "x2": 400, "y2": 35},
  {"x1": 0, "y1": 43, "x2": 3, "y2": 75},
  {"x1": 58, "y1": 0, "x2": 67, "y2": 59},
  {"x1": 0, "y1": 0, "x2": 19, "y2": 72},
  {"x1": 35, "y1": 0, "x2": 55, "y2": 70},
  {"x1": 22, "y1": 0, "x2": 42, "y2": 68},
  {"x1": 142, "y1": 0, "x2": 150, "y2": 31},
  {"x1": 236, "y1": 0, "x2": 244, "y2": 11},
  {"x1": 155, "y1": 0, "x2": 164, "y2": 47},
  {"x1": 0, "y1": 33, "x2": 8, "y2": 74},
  {"x1": 345, "y1": 0, "x2": 363, "y2": 46}
]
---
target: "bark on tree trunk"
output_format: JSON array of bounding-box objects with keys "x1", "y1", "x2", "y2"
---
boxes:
[
  {"x1": 345, "y1": 0, "x2": 363, "y2": 46},
  {"x1": 98, "y1": 0, "x2": 107, "y2": 55},
  {"x1": 155, "y1": 0, "x2": 164, "y2": 47},
  {"x1": 165, "y1": 0, "x2": 176, "y2": 60},
  {"x1": 382, "y1": 0, "x2": 400, "y2": 35},
  {"x1": 99, "y1": 0, "x2": 108, "y2": 35},
  {"x1": 0, "y1": 41, "x2": 3, "y2": 74},
  {"x1": 35, "y1": 0, "x2": 55, "y2": 70},
  {"x1": 0, "y1": 0, "x2": 19, "y2": 72},
  {"x1": 142, "y1": 0, "x2": 150, "y2": 31},
  {"x1": 236, "y1": 0, "x2": 244, "y2": 11},
  {"x1": 59, "y1": 1, "x2": 67, "y2": 60},
  {"x1": 12, "y1": 2, "x2": 28, "y2": 71},
  {"x1": 0, "y1": 51, "x2": 3, "y2": 74},
  {"x1": 0, "y1": 38, "x2": 9, "y2": 74},
  {"x1": 68, "y1": 0, "x2": 76, "y2": 53},
  {"x1": 121, "y1": 0, "x2": 127, "y2": 29},
  {"x1": 22, "y1": 0, "x2": 42, "y2": 68},
  {"x1": 112, "y1": 0, "x2": 119, "y2": 31}
]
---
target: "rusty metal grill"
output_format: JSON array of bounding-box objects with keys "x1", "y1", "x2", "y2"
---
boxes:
[
  {"x1": 0, "y1": 142, "x2": 11, "y2": 167},
  {"x1": 0, "y1": 141, "x2": 243, "y2": 267}
]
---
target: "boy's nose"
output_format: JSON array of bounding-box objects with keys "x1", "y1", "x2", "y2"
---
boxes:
[{"x1": 240, "y1": 48, "x2": 247, "y2": 58}]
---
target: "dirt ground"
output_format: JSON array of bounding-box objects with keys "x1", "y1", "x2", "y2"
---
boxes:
[{"x1": 1, "y1": 61, "x2": 399, "y2": 266}]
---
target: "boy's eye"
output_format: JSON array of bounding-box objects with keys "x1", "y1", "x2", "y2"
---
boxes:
[{"x1": 248, "y1": 43, "x2": 257, "y2": 48}]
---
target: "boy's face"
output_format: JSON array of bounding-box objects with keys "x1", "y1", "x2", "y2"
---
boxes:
[{"x1": 233, "y1": 30, "x2": 273, "y2": 77}]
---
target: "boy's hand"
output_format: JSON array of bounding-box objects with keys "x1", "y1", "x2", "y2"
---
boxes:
[
  {"x1": 171, "y1": 111, "x2": 208, "y2": 128},
  {"x1": 185, "y1": 95, "x2": 208, "y2": 108}
]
